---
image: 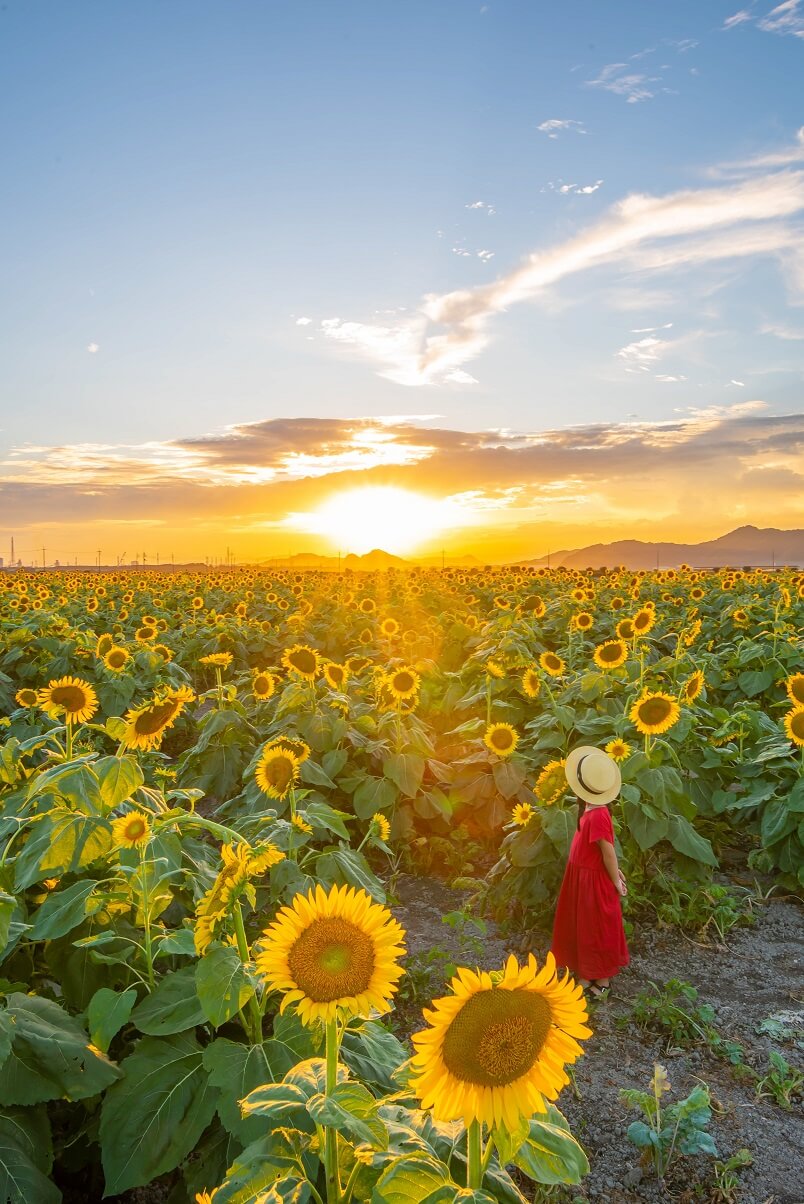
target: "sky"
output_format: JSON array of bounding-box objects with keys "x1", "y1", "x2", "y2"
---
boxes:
[{"x1": 1, "y1": 0, "x2": 803, "y2": 565}]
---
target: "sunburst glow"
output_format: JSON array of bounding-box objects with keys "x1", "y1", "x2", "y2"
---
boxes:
[{"x1": 287, "y1": 486, "x2": 454, "y2": 555}]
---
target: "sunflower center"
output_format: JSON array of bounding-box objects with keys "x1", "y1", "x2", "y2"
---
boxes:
[
  {"x1": 108, "y1": 650, "x2": 127, "y2": 668},
  {"x1": 262, "y1": 754, "x2": 295, "y2": 791},
  {"x1": 50, "y1": 685, "x2": 88, "y2": 713},
  {"x1": 134, "y1": 699, "x2": 180, "y2": 735},
  {"x1": 392, "y1": 672, "x2": 414, "y2": 693},
  {"x1": 442, "y1": 988, "x2": 552, "y2": 1087},
  {"x1": 600, "y1": 643, "x2": 623, "y2": 663},
  {"x1": 289, "y1": 649, "x2": 317, "y2": 675},
  {"x1": 287, "y1": 917, "x2": 375, "y2": 1002},
  {"x1": 638, "y1": 697, "x2": 671, "y2": 725},
  {"x1": 125, "y1": 818, "x2": 147, "y2": 840},
  {"x1": 491, "y1": 729, "x2": 514, "y2": 751}
]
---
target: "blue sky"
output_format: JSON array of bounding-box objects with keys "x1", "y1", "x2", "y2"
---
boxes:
[{"x1": 0, "y1": 0, "x2": 802, "y2": 561}]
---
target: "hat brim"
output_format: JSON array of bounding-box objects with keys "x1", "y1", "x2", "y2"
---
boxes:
[{"x1": 565, "y1": 746, "x2": 622, "y2": 805}]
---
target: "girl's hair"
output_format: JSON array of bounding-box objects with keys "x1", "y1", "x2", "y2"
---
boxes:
[{"x1": 576, "y1": 797, "x2": 612, "y2": 831}]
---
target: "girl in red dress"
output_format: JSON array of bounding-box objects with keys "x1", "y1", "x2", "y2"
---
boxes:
[{"x1": 551, "y1": 746, "x2": 629, "y2": 998}]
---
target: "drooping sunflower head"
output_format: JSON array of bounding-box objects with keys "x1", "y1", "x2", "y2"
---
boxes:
[
  {"x1": 539, "y1": 651, "x2": 565, "y2": 677},
  {"x1": 255, "y1": 745, "x2": 300, "y2": 799},
  {"x1": 104, "y1": 646, "x2": 131, "y2": 672},
  {"x1": 37, "y1": 676, "x2": 98, "y2": 724},
  {"x1": 682, "y1": 670, "x2": 704, "y2": 703},
  {"x1": 252, "y1": 671, "x2": 276, "y2": 700},
  {"x1": 386, "y1": 665, "x2": 421, "y2": 701},
  {"x1": 518, "y1": 594, "x2": 546, "y2": 617},
  {"x1": 266, "y1": 735, "x2": 311, "y2": 764},
  {"x1": 604, "y1": 738, "x2": 631, "y2": 763},
  {"x1": 111, "y1": 810, "x2": 152, "y2": 849},
  {"x1": 593, "y1": 640, "x2": 628, "y2": 670},
  {"x1": 123, "y1": 688, "x2": 192, "y2": 750},
  {"x1": 534, "y1": 759, "x2": 568, "y2": 805},
  {"x1": 483, "y1": 722, "x2": 519, "y2": 758},
  {"x1": 15, "y1": 687, "x2": 38, "y2": 708},
  {"x1": 786, "y1": 674, "x2": 804, "y2": 707},
  {"x1": 410, "y1": 953, "x2": 590, "y2": 1129},
  {"x1": 323, "y1": 662, "x2": 349, "y2": 691},
  {"x1": 255, "y1": 883, "x2": 407, "y2": 1024},
  {"x1": 616, "y1": 618, "x2": 635, "y2": 641},
  {"x1": 371, "y1": 812, "x2": 391, "y2": 842},
  {"x1": 95, "y1": 632, "x2": 115, "y2": 658},
  {"x1": 521, "y1": 667, "x2": 541, "y2": 699},
  {"x1": 629, "y1": 692, "x2": 681, "y2": 736},
  {"x1": 281, "y1": 643, "x2": 320, "y2": 681},
  {"x1": 783, "y1": 707, "x2": 804, "y2": 748}
]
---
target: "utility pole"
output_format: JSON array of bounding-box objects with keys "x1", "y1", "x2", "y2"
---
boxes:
[
  {"x1": 10, "y1": 536, "x2": 14, "y2": 566},
  {"x1": 96, "y1": 549, "x2": 102, "y2": 569},
  {"x1": 42, "y1": 547, "x2": 46, "y2": 569}
]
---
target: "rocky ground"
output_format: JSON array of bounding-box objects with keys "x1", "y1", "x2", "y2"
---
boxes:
[{"x1": 391, "y1": 874, "x2": 804, "y2": 1204}]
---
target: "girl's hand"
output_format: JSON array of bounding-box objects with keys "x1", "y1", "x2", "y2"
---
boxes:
[{"x1": 617, "y1": 870, "x2": 628, "y2": 897}]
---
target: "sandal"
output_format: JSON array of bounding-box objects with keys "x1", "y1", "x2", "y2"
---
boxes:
[{"x1": 588, "y1": 981, "x2": 610, "y2": 1000}]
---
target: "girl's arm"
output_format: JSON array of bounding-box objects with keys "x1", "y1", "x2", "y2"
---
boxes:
[{"x1": 598, "y1": 839, "x2": 627, "y2": 895}]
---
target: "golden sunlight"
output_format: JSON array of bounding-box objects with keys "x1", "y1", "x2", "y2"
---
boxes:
[{"x1": 287, "y1": 486, "x2": 452, "y2": 555}]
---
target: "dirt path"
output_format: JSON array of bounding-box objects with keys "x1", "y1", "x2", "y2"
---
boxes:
[{"x1": 392, "y1": 875, "x2": 804, "y2": 1204}]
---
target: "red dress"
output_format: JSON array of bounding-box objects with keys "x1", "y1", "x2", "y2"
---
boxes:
[{"x1": 551, "y1": 804, "x2": 629, "y2": 981}]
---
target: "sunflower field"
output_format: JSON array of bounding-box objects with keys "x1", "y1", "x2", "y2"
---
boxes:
[{"x1": 0, "y1": 563, "x2": 801, "y2": 1203}]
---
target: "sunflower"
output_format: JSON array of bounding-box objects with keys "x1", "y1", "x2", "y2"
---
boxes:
[
  {"x1": 629, "y1": 692, "x2": 681, "y2": 736},
  {"x1": 484, "y1": 722, "x2": 519, "y2": 758},
  {"x1": 292, "y1": 813, "x2": 313, "y2": 835},
  {"x1": 605, "y1": 738, "x2": 631, "y2": 763},
  {"x1": 265, "y1": 735, "x2": 311, "y2": 765},
  {"x1": 255, "y1": 745, "x2": 299, "y2": 800},
  {"x1": 380, "y1": 618, "x2": 400, "y2": 637},
  {"x1": 682, "y1": 670, "x2": 704, "y2": 703},
  {"x1": 785, "y1": 674, "x2": 804, "y2": 707},
  {"x1": 111, "y1": 810, "x2": 152, "y2": 849},
  {"x1": 103, "y1": 646, "x2": 130, "y2": 672},
  {"x1": 511, "y1": 801, "x2": 535, "y2": 827},
  {"x1": 252, "y1": 671, "x2": 276, "y2": 700},
  {"x1": 15, "y1": 688, "x2": 38, "y2": 708},
  {"x1": 783, "y1": 707, "x2": 804, "y2": 748},
  {"x1": 37, "y1": 676, "x2": 98, "y2": 724},
  {"x1": 358, "y1": 597, "x2": 377, "y2": 614},
  {"x1": 521, "y1": 667, "x2": 541, "y2": 699},
  {"x1": 200, "y1": 652, "x2": 233, "y2": 668},
  {"x1": 518, "y1": 595, "x2": 545, "y2": 617},
  {"x1": 486, "y1": 660, "x2": 505, "y2": 679},
  {"x1": 194, "y1": 841, "x2": 285, "y2": 955},
  {"x1": 95, "y1": 632, "x2": 115, "y2": 657},
  {"x1": 573, "y1": 611, "x2": 594, "y2": 632},
  {"x1": 631, "y1": 609, "x2": 655, "y2": 636},
  {"x1": 410, "y1": 953, "x2": 590, "y2": 1130},
  {"x1": 386, "y1": 666, "x2": 421, "y2": 701},
  {"x1": 136, "y1": 625, "x2": 158, "y2": 642},
  {"x1": 191, "y1": 596, "x2": 205, "y2": 610},
  {"x1": 123, "y1": 686, "x2": 194, "y2": 750},
  {"x1": 534, "y1": 759, "x2": 567, "y2": 805},
  {"x1": 254, "y1": 884, "x2": 406, "y2": 1025},
  {"x1": 371, "y1": 812, "x2": 391, "y2": 842},
  {"x1": 593, "y1": 640, "x2": 628, "y2": 670},
  {"x1": 323, "y1": 662, "x2": 349, "y2": 691},
  {"x1": 346, "y1": 655, "x2": 372, "y2": 675},
  {"x1": 616, "y1": 618, "x2": 635, "y2": 641},
  {"x1": 539, "y1": 651, "x2": 565, "y2": 677},
  {"x1": 281, "y1": 644, "x2": 320, "y2": 681}
]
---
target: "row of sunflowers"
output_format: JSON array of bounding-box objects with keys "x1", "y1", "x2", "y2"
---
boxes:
[{"x1": 0, "y1": 563, "x2": 801, "y2": 1201}]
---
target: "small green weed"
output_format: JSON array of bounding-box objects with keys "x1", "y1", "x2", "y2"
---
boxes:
[
  {"x1": 754, "y1": 1049, "x2": 803, "y2": 1110},
  {"x1": 711, "y1": 1148, "x2": 752, "y2": 1203},
  {"x1": 621, "y1": 1064, "x2": 717, "y2": 1180},
  {"x1": 653, "y1": 876, "x2": 756, "y2": 944}
]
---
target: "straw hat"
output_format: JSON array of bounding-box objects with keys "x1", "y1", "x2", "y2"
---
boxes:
[{"x1": 565, "y1": 746, "x2": 621, "y2": 805}]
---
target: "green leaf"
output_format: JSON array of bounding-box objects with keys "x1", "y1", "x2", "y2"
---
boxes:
[
  {"x1": 0, "y1": 1106, "x2": 60, "y2": 1204},
  {"x1": 0, "y1": 993, "x2": 121, "y2": 1105},
  {"x1": 384, "y1": 753, "x2": 425, "y2": 799},
  {"x1": 341, "y1": 1021, "x2": 407, "y2": 1092},
  {"x1": 352, "y1": 776, "x2": 398, "y2": 821},
  {"x1": 203, "y1": 1037, "x2": 299, "y2": 1144},
  {"x1": 737, "y1": 668, "x2": 773, "y2": 697},
  {"x1": 623, "y1": 798, "x2": 669, "y2": 851},
  {"x1": 307, "y1": 1081, "x2": 388, "y2": 1148},
  {"x1": 130, "y1": 966, "x2": 207, "y2": 1035},
  {"x1": 372, "y1": 1154, "x2": 453, "y2": 1203},
  {"x1": 761, "y1": 798, "x2": 798, "y2": 847},
  {"x1": 87, "y1": 987, "x2": 138, "y2": 1054},
  {"x1": 493, "y1": 759, "x2": 527, "y2": 800},
  {"x1": 95, "y1": 756, "x2": 145, "y2": 813},
  {"x1": 29, "y1": 879, "x2": 99, "y2": 941},
  {"x1": 155, "y1": 926, "x2": 197, "y2": 958},
  {"x1": 302, "y1": 800, "x2": 351, "y2": 839},
  {"x1": 99, "y1": 1031, "x2": 218, "y2": 1195},
  {"x1": 514, "y1": 1109, "x2": 589, "y2": 1185},
  {"x1": 14, "y1": 809, "x2": 112, "y2": 889},
  {"x1": 666, "y1": 815, "x2": 717, "y2": 866},
  {"x1": 0, "y1": 893, "x2": 16, "y2": 955},
  {"x1": 205, "y1": 1133, "x2": 300, "y2": 1204},
  {"x1": 195, "y1": 946, "x2": 256, "y2": 1028},
  {"x1": 318, "y1": 847, "x2": 386, "y2": 902}
]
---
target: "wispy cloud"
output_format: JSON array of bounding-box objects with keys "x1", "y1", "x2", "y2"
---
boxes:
[
  {"x1": 760, "y1": 320, "x2": 804, "y2": 338},
  {"x1": 712, "y1": 127, "x2": 804, "y2": 177},
  {"x1": 723, "y1": 1, "x2": 804, "y2": 36},
  {"x1": 585, "y1": 63, "x2": 659, "y2": 103},
  {"x1": 466, "y1": 200, "x2": 496, "y2": 214},
  {"x1": 723, "y1": 9, "x2": 754, "y2": 29},
  {"x1": 536, "y1": 118, "x2": 587, "y2": 138},
  {"x1": 547, "y1": 179, "x2": 604, "y2": 196}
]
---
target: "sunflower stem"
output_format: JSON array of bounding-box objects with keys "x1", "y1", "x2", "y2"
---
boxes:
[
  {"x1": 466, "y1": 1119, "x2": 483, "y2": 1189},
  {"x1": 324, "y1": 1016, "x2": 342, "y2": 1204},
  {"x1": 65, "y1": 719, "x2": 74, "y2": 762},
  {"x1": 288, "y1": 785, "x2": 297, "y2": 861},
  {"x1": 139, "y1": 844, "x2": 155, "y2": 991},
  {"x1": 485, "y1": 678, "x2": 491, "y2": 727},
  {"x1": 233, "y1": 902, "x2": 263, "y2": 1045}
]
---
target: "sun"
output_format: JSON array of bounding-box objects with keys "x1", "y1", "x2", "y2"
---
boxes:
[{"x1": 289, "y1": 486, "x2": 452, "y2": 555}]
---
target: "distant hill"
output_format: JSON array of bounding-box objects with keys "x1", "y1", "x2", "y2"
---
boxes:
[
  {"x1": 521, "y1": 526, "x2": 804, "y2": 570},
  {"x1": 258, "y1": 548, "x2": 481, "y2": 570}
]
